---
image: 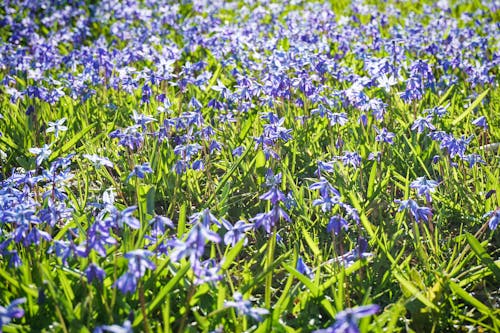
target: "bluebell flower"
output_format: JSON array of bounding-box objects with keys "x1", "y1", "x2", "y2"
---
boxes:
[
  {"x1": 374, "y1": 127, "x2": 395, "y2": 145},
  {"x1": 224, "y1": 292, "x2": 269, "y2": 322},
  {"x1": 114, "y1": 272, "x2": 138, "y2": 294},
  {"x1": 411, "y1": 116, "x2": 435, "y2": 133},
  {"x1": 395, "y1": 199, "x2": 433, "y2": 223},
  {"x1": 484, "y1": 210, "x2": 499, "y2": 231},
  {"x1": 29, "y1": 144, "x2": 52, "y2": 166},
  {"x1": 472, "y1": 116, "x2": 488, "y2": 130},
  {"x1": 0, "y1": 298, "x2": 26, "y2": 331},
  {"x1": 126, "y1": 163, "x2": 153, "y2": 182},
  {"x1": 410, "y1": 177, "x2": 439, "y2": 202},
  {"x1": 327, "y1": 215, "x2": 349, "y2": 235},
  {"x1": 313, "y1": 195, "x2": 341, "y2": 213},
  {"x1": 86, "y1": 263, "x2": 106, "y2": 283},
  {"x1": 221, "y1": 219, "x2": 252, "y2": 247},
  {"x1": 124, "y1": 249, "x2": 156, "y2": 278},
  {"x1": 193, "y1": 259, "x2": 222, "y2": 285},
  {"x1": 327, "y1": 112, "x2": 349, "y2": 126},
  {"x1": 297, "y1": 257, "x2": 314, "y2": 279},
  {"x1": 461, "y1": 154, "x2": 486, "y2": 168},
  {"x1": 338, "y1": 151, "x2": 362, "y2": 169},
  {"x1": 94, "y1": 319, "x2": 132, "y2": 333},
  {"x1": 83, "y1": 154, "x2": 114, "y2": 168},
  {"x1": 46, "y1": 118, "x2": 68, "y2": 138},
  {"x1": 313, "y1": 304, "x2": 379, "y2": 333}
]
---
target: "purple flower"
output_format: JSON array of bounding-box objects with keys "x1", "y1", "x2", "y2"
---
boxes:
[
  {"x1": 94, "y1": 320, "x2": 132, "y2": 333},
  {"x1": 114, "y1": 272, "x2": 138, "y2": 294},
  {"x1": 411, "y1": 116, "x2": 435, "y2": 133},
  {"x1": 484, "y1": 210, "x2": 499, "y2": 231},
  {"x1": 221, "y1": 219, "x2": 253, "y2": 247},
  {"x1": 86, "y1": 263, "x2": 105, "y2": 283},
  {"x1": 126, "y1": 163, "x2": 153, "y2": 182},
  {"x1": 374, "y1": 127, "x2": 395, "y2": 145},
  {"x1": 472, "y1": 116, "x2": 488, "y2": 130},
  {"x1": 124, "y1": 249, "x2": 156, "y2": 278},
  {"x1": 410, "y1": 177, "x2": 439, "y2": 202},
  {"x1": 338, "y1": 152, "x2": 362, "y2": 168},
  {"x1": 313, "y1": 304, "x2": 379, "y2": 333},
  {"x1": 327, "y1": 215, "x2": 349, "y2": 235},
  {"x1": 297, "y1": 257, "x2": 314, "y2": 279},
  {"x1": 395, "y1": 199, "x2": 433, "y2": 223},
  {"x1": 461, "y1": 154, "x2": 486, "y2": 168},
  {"x1": 1, "y1": 298, "x2": 26, "y2": 330},
  {"x1": 29, "y1": 144, "x2": 52, "y2": 166},
  {"x1": 46, "y1": 118, "x2": 68, "y2": 138},
  {"x1": 83, "y1": 154, "x2": 114, "y2": 168},
  {"x1": 224, "y1": 292, "x2": 269, "y2": 322}
]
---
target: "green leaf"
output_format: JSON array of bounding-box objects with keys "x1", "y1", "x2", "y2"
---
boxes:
[
  {"x1": 449, "y1": 280, "x2": 499, "y2": 323},
  {"x1": 301, "y1": 227, "x2": 320, "y2": 258},
  {"x1": 282, "y1": 263, "x2": 319, "y2": 297},
  {"x1": 452, "y1": 89, "x2": 489, "y2": 126},
  {"x1": 465, "y1": 233, "x2": 500, "y2": 281},
  {"x1": 133, "y1": 263, "x2": 190, "y2": 327},
  {"x1": 50, "y1": 123, "x2": 96, "y2": 160},
  {"x1": 393, "y1": 272, "x2": 438, "y2": 311},
  {"x1": 221, "y1": 238, "x2": 245, "y2": 270}
]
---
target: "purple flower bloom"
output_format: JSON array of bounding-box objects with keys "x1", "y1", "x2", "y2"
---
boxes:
[
  {"x1": 224, "y1": 292, "x2": 269, "y2": 322},
  {"x1": 94, "y1": 320, "x2": 132, "y2": 333},
  {"x1": 114, "y1": 272, "x2": 138, "y2": 294},
  {"x1": 221, "y1": 219, "x2": 252, "y2": 247},
  {"x1": 374, "y1": 127, "x2": 395, "y2": 145},
  {"x1": 472, "y1": 116, "x2": 488, "y2": 130},
  {"x1": 411, "y1": 116, "x2": 435, "y2": 133},
  {"x1": 484, "y1": 210, "x2": 499, "y2": 231},
  {"x1": 86, "y1": 263, "x2": 105, "y2": 283},
  {"x1": 338, "y1": 152, "x2": 362, "y2": 168},
  {"x1": 313, "y1": 304, "x2": 379, "y2": 333},
  {"x1": 83, "y1": 154, "x2": 114, "y2": 168},
  {"x1": 297, "y1": 257, "x2": 314, "y2": 279},
  {"x1": 29, "y1": 144, "x2": 52, "y2": 166},
  {"x1": 410, "y1": 177, "x2": 439, "y2": 202},
  {"x1": 327, "y1": 215, "x2": 349, "y2": 235},
  {"x1": 1, "y1": 298, "x2": 26, "y2": 330},
  {"x1": 124, "y1": 249, "x2": 156, "y2": 278},
  {"x1": 395, "y1": 199, "x2": 433, "y2": 223},
  {"x1": 46, "y1": 118, "x2": 68, "y2": 138},
  {"x1": 126, "y1": 163, "x2": 153, "y2": 182}
]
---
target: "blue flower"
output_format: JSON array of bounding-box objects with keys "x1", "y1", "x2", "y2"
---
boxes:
[
  {"x1": 94, "y1": 320, "x2": 132, "y2": 333},
  {"x1": 472, "y1": 116, "x2": 488, "y2": 130},
  {"x1": 224, "y1": 292, "x2": 269, "y2": 322},
  {"x1": 395, "y1": 199, "x2": 433, "y2": 223},
  {"x1": 484, "y1": 210, "x2": 499, "y2": 231},
  {"x1": 296, "y1": 257, "x2": 314, "y2": 279},
  {"x1": 410, "y1": 177, "x2": 439, "y2": 202},
  {"x1": 126, "y1": 163, "x2": 153, "y2": 182},
  {"x1": 313, "y1": 304, "x2": 379, "y2": 333},
  {"x1": 1, "y1": 298, "x2": 26, "y2": 330}
]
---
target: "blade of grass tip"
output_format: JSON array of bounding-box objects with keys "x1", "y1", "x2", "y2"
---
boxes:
[
  {"x1": 177, "y1": 202, "x2": 187, "y2": 238},
  {"x1": 393, "y1": 272, "x2": 438, "y2": 311},
  {"x1": 452, "y1": 89, "x2": 489, "y2": 126},
  {"x1": 50, "y1": 123, "x2": 96, "y2": 161},
  {"x1": 133, "y1": 263, "x2": 190, "y2": 327},
  {"x1": 204, "y1": 140, "x2": 254, "y2": 207},
  {"x1": 464, "y1": 233, "x2": 500, "y2": 281},
  {"x1": 437, "y1": 84, "x2": 455, "y2": 106},
  {"x1": 448, "y1": 280, "x2": 499, "y2": 325},
  {"x1": 221, "y1": 238, "x2": 245, "y2": 270},
  {"x1": 282, "y1": 263, "x2": 319, "y2": 297}
]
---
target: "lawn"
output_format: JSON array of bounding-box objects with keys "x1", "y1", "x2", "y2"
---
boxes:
[{"x1": 0, "y1": 0, "x2": 499, "y2": 332}]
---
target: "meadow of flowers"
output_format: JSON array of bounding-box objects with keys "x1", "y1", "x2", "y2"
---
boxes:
[{"x1": 0, "y1": 0, "x2": 499, "y2": 332}]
